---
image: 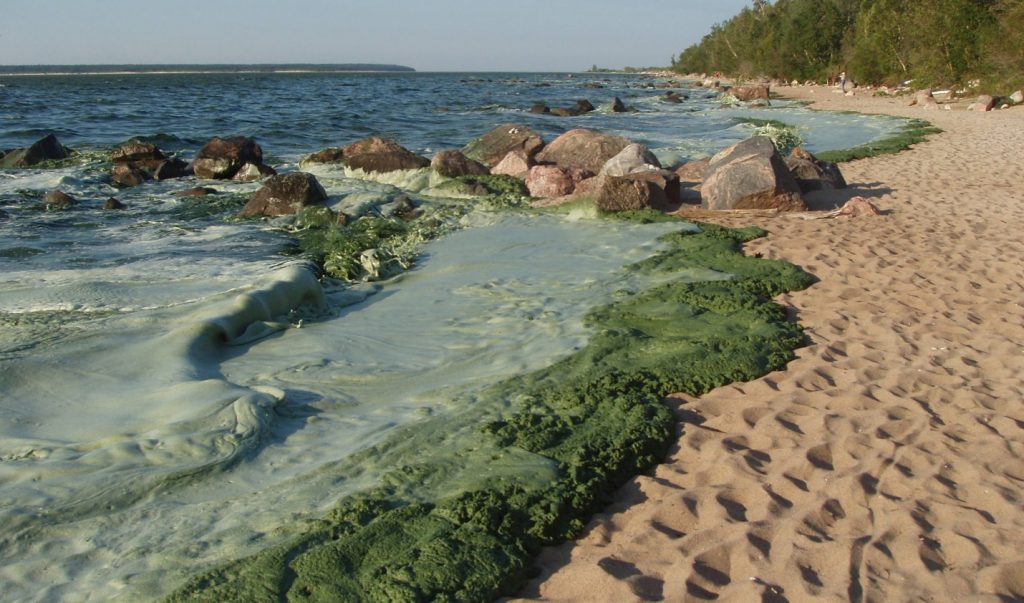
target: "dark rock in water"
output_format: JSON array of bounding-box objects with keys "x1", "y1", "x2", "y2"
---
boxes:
[
  {"x1": 702, "y1": 136, "x2": 806, "y2": 211},
  {"x1": 535, "y1": 128, "x2": 632, "y2": 173},
  {"x1": 525, "y1": 165, "x2": 576, "y2": 198},
  {"x1": 491, "y1": 150, "x2": 533, "y2": 179},
  {"x1": 595, "y1": 173, "x2": 669, "y2": 211},
  {"x1": 177, "y1": 187, "x2": 219, "y2": 197},
  {"x1": 111, "y1": 162, "x2": 150, "y2": 187},
  {"x1": 611, "y1": 96, "x2": 628, "y2": 112},
  {"x1": 232, "y1": 162, "x2": 278, "y2": 182},
  {"x1": 529, "y1": 102, "x2": 550, "y2": 114},
  {"x1": 239, "y1": 172, "x2": 328, "y2": 217},
  {"x1": 663, "y1": 91, "x2": 685, "y2": 103},
  {"x1": 192, "y1": 137, "x2": 264, "y2": 179},
  {"x1": 575, "y1": 99, "x2": 595, "y2": 113},
  {"x1": 430, "y1": 149, "x2": 490, "y2": 178},
  {"x1": 462, "y1": 124, "x2": 544, "y2": 168},
  {"x1": 0, "y1": 209, "x2": 9, "y2": 220},
  {"x1": 302, "y1": 147, "x2": 346, "y2": 166},
  {"x1": 111, "y1": 142, "x2": 165, "y2": 171},
  {"x1": 785, "y1": 147, "x2": 846, "y2": 192},
  {"x1": 103, "y1": 197, "x2": 126, "y2": 210},
  {"x1": 0, "y1": 133, "x2": 72, "y2": 168},
  {"x1": 153, "y1": 157, "x2": 191, "y2": 180},
  {"x1": 43, "y1": 190, "x2": 77, "y2": 208},
  {"x1": 550, "y1": 107, "x2": 578, "y2": 117},
  {"x1": 341, "y1": 137, "x2": 429, "y2": 173}
]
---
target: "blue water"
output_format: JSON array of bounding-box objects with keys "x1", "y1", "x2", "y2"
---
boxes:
[{"x1": 0, "y1": 71, "x2": 905, "y2": 602}]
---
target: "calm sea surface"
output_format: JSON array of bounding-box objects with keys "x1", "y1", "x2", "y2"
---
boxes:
[{"x1": 0, "y1": 72, "x2": 903, "y2": 601}]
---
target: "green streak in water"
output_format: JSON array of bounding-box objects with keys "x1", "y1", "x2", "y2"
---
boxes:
[{"x1": 167, "y1": 218, "x2": 814, "y2": 603}]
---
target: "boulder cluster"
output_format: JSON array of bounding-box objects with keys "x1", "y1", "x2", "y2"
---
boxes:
[{"x1": 4, "y1": 123, "x2": 848, "y2": 217}]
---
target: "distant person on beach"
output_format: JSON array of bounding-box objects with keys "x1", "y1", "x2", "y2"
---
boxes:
[{"x1": 839, "y1": 71, "x2": 847, "y2": 91}]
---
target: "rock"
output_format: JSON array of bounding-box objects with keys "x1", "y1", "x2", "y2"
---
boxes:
[
  {"x1": 431, "y1": 149, "x2": 489, "y2": 178},
  {"x1": 103, "y1": 197, "x2": 126, "y2": 210},
  {"x1": 967, "y1": 94, "x2": 995, "y2": 112},
  {"x1": 663, "y1": 91, "x2": 684, "y2": 103},
  {"x1": 43, "y1": 190, "x2": 77, "y2": 209},
  {"x1": 1011, "y1": 90, "x2": 1024, "y2": 104},
  {"x1": 154, "y1": 158, "x2": 191, "y2": 180},
  {"x1": 193, "y1": 137, "x2": 264, "y2": 179},
  {"x1": 525, "y1": 165, "x2": 576, "y2": 198},
  {"x1": 377, "y1": 194, "x2": 416, "y2": 219},
  {"x1": 530, "y1": 102, "x2": 550, "y2": 114},
  {"x1": 629, "y1": 169, "x2": 681, "y2": 205},
  {"x1": 177, "y1": 187, "x2": 218, "y2": 197},
  {"x1": 238, "y1": 172, "x2": 327, "y2": 217},
  {"x1": 731, "y1": 84, "x2": 770, "y2": 102},
  {"x1": 341, "y1": 137, "x2": 429, "y2": 173},
  {"x1": 0, "y1": 209, "x2": 9, "y2": 220},
  {"x1": 599, "y1": 143, "x2": 662, "y2": 177},
  {"x1": 0, "y1": 133, "x2": 72, "y2": 168},
  {"x1": 111, "y1": 142, "x2": 165, "y2": 171},
  {"x1": 701, "y1": 136, "x2": 806, "y2": 211},
  {"x1": 909, "y1": 89, "x2": 939, "y2": 110},
  {"x1": 111, "y1": 162, "x2": 149, "y2": 187},
  {"x1": 302, "y1": 147, "x2": 346, "y2": 166},
  {"x1": 784, "y1": 147, "x2": 847, "y2": 192},
  {"x1": 611, "y1": 97, "x2": 628, "y2": 112},
  {"x1": 675, "y1": 158, "x2": 711, "y2": 183},
  {"x1": 232, "y1": 162, "x2": 278, "y2": 182},
  {"x1": 550, "y1": 107, "x2": 578, "y2": 117},
  {"x1": 535, "y1": 128, "x2": 632, "y2": 173},
  {"x1": 595, "y1": 174, "x2": 669, "y2": 212},
  {"x1": 575, "y1": 99, "x2": 595, "y2": 113},
  {"x1": 461, "y1": 124, "x2": 544, "y2": 167},
  {"x1": 491, "y1": 150, "x2": 533, "y2": 179},
  {"x1": 702, "y1": 78, "x2": 720, "y2": 88}
]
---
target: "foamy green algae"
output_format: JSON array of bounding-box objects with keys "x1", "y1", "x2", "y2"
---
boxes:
[{"x1": 167, "y1": 218, "x2": 813, "y2": 603}]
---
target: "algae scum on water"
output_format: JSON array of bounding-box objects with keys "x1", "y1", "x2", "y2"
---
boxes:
[{"x1": 168, "y1": 216, "x2": 814, "y2": 603}]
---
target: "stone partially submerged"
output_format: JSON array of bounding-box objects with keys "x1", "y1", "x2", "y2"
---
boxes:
[
  {"x1": 0, "y1": 134, "x2": 72, "y2": 168},
  {"x1": 192, "y1": 137, "x2": 267, "y2": 180},
  {"x1": 341, "y1": 137, "x2": 430, "y2": 173},
  {"x1": 701, "y1": 136, "x2": 807, "y2": 211},
  {"x1": 535, "y1": 128, "x2": 632, "y2": 173},
  {"x1": 238, "y1": 172, "x2": 328, "y2": 217},
  {"x1": 430, "y1": 149, "x2": 489, "y2": 178}
]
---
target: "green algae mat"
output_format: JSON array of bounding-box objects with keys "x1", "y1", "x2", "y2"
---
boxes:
[{"x1": 167, "y1": 218, "x2": 814, "y2": 603}]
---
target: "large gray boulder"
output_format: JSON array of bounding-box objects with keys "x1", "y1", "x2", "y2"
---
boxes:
[
  {"x1": 0, "y1": 134, "x2": 72, "y2": 168},
  {"x1": 238, "y1": 172, "x2": 327, "y2": 217},
  {"x1": 341, "y1": 137, "x2": 429, "y2": 173},
  {"x1": 431, "y1": 149, "x2": 489, "y2": 177},
  {"x1": 785, "y1": 147, "x2": 846, "y2": 192},
  {"x1": 193, "y1": 137, "x2": 265, "y2": 179},
  {"x1": 702, "y1": 136, "x2": 806, "y2": 211},
  {"x1": 462, "y1": 124, "x2": 544, "y2": 167},
  {"x1": 535, "y1": 128, "x2": 632, "y2": 173},
  {"x1": 599, "y1": 143, "x2": 662, "y2": 177}
]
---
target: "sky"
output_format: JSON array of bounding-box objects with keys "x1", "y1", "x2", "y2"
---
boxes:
[{"x1": 0, "y1": 1, "x2": 752, "y2": 71}]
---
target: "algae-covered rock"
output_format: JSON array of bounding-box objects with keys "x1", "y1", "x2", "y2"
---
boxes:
[
  {"x1": 238, "y1": 172, "x2": 327, "y2": 217},
  {"x1": 166, "y1": 219, "x2": 814, "y2": 603},
  {"x1": 462, "y1": 124, "x2": 544, "y2": 168},
  {"x1": 0, "y1": 133, "x2": 72, "y2": 168}
]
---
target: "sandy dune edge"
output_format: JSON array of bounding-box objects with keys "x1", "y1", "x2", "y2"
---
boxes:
[{"x1": 511, "y1": 88, "x2": 1024, "y2": 602}]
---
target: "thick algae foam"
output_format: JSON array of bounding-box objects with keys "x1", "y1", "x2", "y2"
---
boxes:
[{"x1": 167, "y1": 221, "x2": 814, "y2": 603}]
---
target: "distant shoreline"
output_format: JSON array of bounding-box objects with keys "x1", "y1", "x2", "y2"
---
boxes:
[{"x1": 0, "y1": 63, "x2": 416, "y2": 76}]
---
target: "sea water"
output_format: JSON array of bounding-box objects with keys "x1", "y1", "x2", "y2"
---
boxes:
[{"x1": 0, "y1": 71, "x2": 904, "y2": 601}]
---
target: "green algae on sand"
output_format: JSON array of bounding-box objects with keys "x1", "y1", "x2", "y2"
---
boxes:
[{"x1": 167, "y1": 218, "x2": 814, "y2": 603}]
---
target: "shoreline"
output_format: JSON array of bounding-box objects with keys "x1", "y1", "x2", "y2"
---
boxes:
[{"x1": 513, "y1": 86, "x2": 1024, "y2": 601}]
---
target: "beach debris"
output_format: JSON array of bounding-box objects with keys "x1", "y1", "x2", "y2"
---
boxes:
[
  {"x1": 192, "y1": 136, "x2": 266, "y2": 180},
  {"x1": 785, "y1": 147, "x2": 847, "y2": 192},
  {"x1": 238, "y1": 172, "x2": 328, "y2": 217},
  {"x1": 461, "y1": 124, "x2": 544, "y2": 168},
  {"x1": 701, "y1": 136, "x2": 807, "y2": 212},
  {"x1": 821, "y1": 196, "x2": 883, "y2": 218},
  {"x1": 535, "y1": 128, "x2": 632, "y2": 173},
  {"x1": 430, "y1": 149, "x2": 489, "y2": 178},
  {"x1": 0, "y1": 133, "x2": 72, "y2": 168}
]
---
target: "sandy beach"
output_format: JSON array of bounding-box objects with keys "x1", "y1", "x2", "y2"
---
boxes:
[{"x1": 513, "y1": 87, "x2": 1024, "y2": 602}]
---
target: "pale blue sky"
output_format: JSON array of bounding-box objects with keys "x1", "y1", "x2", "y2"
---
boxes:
[{"x1": 0, "y1": 1, "x2": 751, "y2": 71}]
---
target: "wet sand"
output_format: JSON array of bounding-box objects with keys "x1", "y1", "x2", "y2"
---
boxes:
[{"x1": 513, "y1": 86, "x2": 1024, "y2": 601}]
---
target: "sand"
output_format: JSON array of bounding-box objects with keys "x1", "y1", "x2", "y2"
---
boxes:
[{"x1": 511, "y1": 87, "x2": 1024, "y2": 602}]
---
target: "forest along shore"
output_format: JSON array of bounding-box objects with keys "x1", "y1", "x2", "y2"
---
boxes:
[{"x1": 513, "y1": 85, "x2": 1024, "y2": 602}]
